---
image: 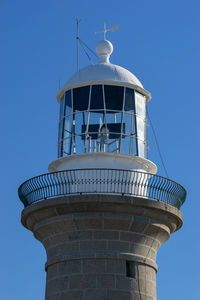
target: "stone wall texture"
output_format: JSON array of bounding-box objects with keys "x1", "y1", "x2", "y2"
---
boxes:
[{"x1": 21, "y1": 195, "x2": 182, "y2": 300}]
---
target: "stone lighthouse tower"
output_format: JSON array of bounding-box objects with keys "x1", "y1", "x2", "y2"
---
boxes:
[{"x1": 18, "y1": 38, "x2": 186, "y2": 300}]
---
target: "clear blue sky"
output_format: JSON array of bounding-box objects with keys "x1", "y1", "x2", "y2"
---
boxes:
[{"x1": 1, "y1": 0, "x2": 199, "y2": 299}]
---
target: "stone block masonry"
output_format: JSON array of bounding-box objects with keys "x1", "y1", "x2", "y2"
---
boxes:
[{"x1": 21, "y1": 194, "x2": 182, "y2": 300}]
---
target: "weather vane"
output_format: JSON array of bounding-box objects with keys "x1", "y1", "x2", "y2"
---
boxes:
[{"x1": 94, "y1": 23, "x2": 120, "y2": 40}]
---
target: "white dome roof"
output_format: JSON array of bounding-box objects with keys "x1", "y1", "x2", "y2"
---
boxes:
[
  {"x1": 66, "y1": 62, "x2": 143, "y2": 88},
  {"x1": 56, "y1": 40, "x2": 151, "y2": 102}
]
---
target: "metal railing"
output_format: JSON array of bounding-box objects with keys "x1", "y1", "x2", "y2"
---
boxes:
[{"x1": 18, "y1": 169, "x2": 186, "y2": 209}]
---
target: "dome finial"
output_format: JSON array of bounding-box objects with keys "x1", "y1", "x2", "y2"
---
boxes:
[
  {"x1": 94, "y1": 23, "x2": 119, "y2": 63},
  {"x1": 96, "y1": 40, "x2": 113, "y2": 63}
]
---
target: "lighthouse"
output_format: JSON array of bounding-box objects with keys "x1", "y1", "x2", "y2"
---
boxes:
[{"x1": 18, "y1": 37, "x2": 186, "y2": 300}]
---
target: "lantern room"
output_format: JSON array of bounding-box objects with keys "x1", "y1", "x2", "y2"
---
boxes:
[
  {"x1": 49, "y1": 39, "x2": 156, "y2": 174},
  {"x1": 58, "y1": 84, "x2": 148, "y2": 158},
  {"x1": 56, "y1": 40, "x2": 151, "y2": 159}
]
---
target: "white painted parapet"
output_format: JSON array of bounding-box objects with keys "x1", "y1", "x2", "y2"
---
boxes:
[
  {"x1": 48, "y1": 153, "x2": 157, "y2": 196},
  {"x1": 48, "y1": 153, "x2": 157, "y2": 174}
]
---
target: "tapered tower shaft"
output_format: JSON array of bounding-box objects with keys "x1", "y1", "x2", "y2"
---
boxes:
[{"x1": 22, "y1": 194, "x2": 182, "y2": 300}]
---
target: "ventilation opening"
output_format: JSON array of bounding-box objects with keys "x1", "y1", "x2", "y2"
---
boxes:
[{"x1": 126, "y1": 261, "x2": 136, "y2": 278}]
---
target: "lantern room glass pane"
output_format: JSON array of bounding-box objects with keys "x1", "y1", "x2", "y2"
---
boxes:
[
  {"x1": 63, "y1": 138, "x2": 72, "y2": 156},
  {"x1": 138, "y1": 140, "x2": 145, "y2": 158},
  {"x1": 61, "y1": 91, "x2": 73, "y2": 156},
  {"x1": 74, "y1": 135, "x2": 85, "y2": 154},
  {"x1": 136, "y1": 117, "x2": 145, "y2": 141},
  {"x1": 135, "y1": 91, "x2": 146, "y2": 118},
  {"x1": 63, "y1": 114, "x2": 73, "y2": 155},
  {"x1": 104, "y1": 85, "x2": 124, "y2": 111},
  {"x1": 89, "y1": 111, "x2": 105, "y2": 125},
  {"x1": 105, "y1": 111, "x2": 122, "y2": 124},
  {"x1": 65, "y1": 90, "x2": 72, "y2": 108},
  {"x1": 65, "y1": 91, "x2": 72, "y2": 117},
  {"x1": 58, "y1": 96, "x2": 65, "y2": 157},
  {"x1": 73, "y1": 86, "x2": 90, "y2": 111},
  {"x1": 123, "y1": 113, "x2": 134, "y2": 136},
  {"x1": 125, "y1": 88, "x2": 135, "y2": 111},
  {"x1": 135, "y1": 91, "x2": 146, "y2": 158},
  {"x1": 58, "y1": 118, "x2": 63, "y2": 143},
  {"x1": 90, "y1": 85, "x2": 104, "y2": 110},
  {"x1": 131, "y1": 137, "x2": 137, "y2": 156},
  {"x1": 136, "y1": 116, "x2": 146, "y2": 158},
  {"x1": 121, "y1": 136, "x2": 131, "y2": 154},
  {"x1": 74, "y1": 112, "x2": 85, "y2": 138},
  {"x1": 59, "y1": 96, "x2": 65, "y2": 120},
  {"x1": 63, "y1": 115, "x2": 72, "y2": 139},
  {"x1": 88, "y1": 111, "x2": 105, "y2": 140},
  {"x1": 58, "y1": 141, "x2": 63, "y2": 157},
  {"x1": 107, "y1": 133, "x2": 120, "y2": 153}
]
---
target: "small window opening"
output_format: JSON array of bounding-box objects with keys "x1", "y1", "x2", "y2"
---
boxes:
[{"x1": 126, "y1": 261, "x2": 136, "y2": 278}]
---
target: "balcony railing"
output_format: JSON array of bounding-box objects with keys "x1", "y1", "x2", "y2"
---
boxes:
[{"x1": 18, "y1": 169, "x2": 186, "y2": 209}]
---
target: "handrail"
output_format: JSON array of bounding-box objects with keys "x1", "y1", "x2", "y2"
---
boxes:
[{"x1": 18, "y1": 169, "x2": 186, "y2": 209}]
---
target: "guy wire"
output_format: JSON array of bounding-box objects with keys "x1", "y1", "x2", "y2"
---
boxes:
[{"x1": 147, "y1": 108, "x2": 169, "y2": 178}]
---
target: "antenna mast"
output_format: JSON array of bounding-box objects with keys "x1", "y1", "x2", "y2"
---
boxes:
[{"x1": 76, "y1": 18, "x2": 81, "y2": 72}]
